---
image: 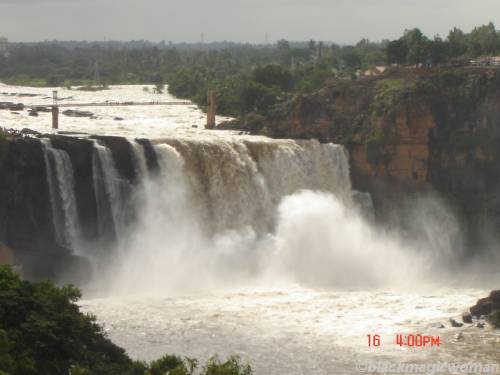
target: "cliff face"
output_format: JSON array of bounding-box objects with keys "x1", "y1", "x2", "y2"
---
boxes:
[
  {"x1": 0, "y1": 134, "x2": 140, "y2": 283},
  {"x1": 240, "y1": 68, "x2": 500, "y2": 249}
]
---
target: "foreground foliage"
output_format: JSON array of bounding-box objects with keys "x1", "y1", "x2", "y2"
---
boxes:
[
  {"x1": 0, "y1": 266, "x2": 252, "y2": 375},
  {"x1": 488, "y1": 310, "x2": 500, "y2": 329}
]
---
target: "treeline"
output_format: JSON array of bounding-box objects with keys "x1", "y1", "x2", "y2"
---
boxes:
[
  {"x1": 387, "y1": 23, "x2": 500, "y2": 66},
  {"x1": 1, "y1": 23, "x2": 500, "y2": 118}
]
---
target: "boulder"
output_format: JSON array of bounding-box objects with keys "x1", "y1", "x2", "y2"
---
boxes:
[
  {"x1": 449, "y1": 318, "x2": 463, "y2": 328},
  {"x1": 33, "y1": 106, "x2": 51, "y2": 113},
  {"x1": 462, "y1": 312, "x2": 473, "y2": 324},
  {"x1": 15, "y1": 247, "x2": 92, "y2": 285},
  {"x1": 28, "y1": 110, "x2": 39, "y2": 117},
  {"x1": 9, "y1": 103, "x2": 24, "y2": 111},
  {"x1": 20, "y1": 128, "x2": 41, "y2": 136},
  {"x1": 62, "y1": 109, "x2": 94, "y2": 118},
  {"x1": 470, "y1": 291, "x2": 500, "y2": 318}
]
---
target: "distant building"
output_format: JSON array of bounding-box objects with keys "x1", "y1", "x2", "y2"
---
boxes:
[
  {"x1": 361, "y1": 66, "x2": 388, "y2": 77},
  {"x1": 470, "y1": 56, "x2": 500, "y2": 66},
  {"x1": 0, "y1": 36, "x2": 8, "y2": 55}
]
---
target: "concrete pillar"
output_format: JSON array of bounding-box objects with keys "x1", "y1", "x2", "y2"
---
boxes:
[
  {"x1": 52, "y1": 106, "x2": 59, "y2": 129},
  {"x1": 206, "y1": 89, "x2": 216, "y2": 129}
]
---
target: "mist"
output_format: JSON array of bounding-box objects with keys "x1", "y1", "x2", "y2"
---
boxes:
[{"x1": 87, "y1": 140, "x2": 499, "y2": 297}]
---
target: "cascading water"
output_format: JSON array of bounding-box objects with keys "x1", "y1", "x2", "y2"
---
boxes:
[
  {"x1": 105, "y1": 138, "x2": 356, "y2": 294},
  {"x1": 41, "y1": 138, "x2": 80, "y2": 250},
  {"x1": 130, "y1": 140, "x2": 149, "y2": 180},
  {"x1": 91, "y1": 140, "x2": 124, "y2": 240}
]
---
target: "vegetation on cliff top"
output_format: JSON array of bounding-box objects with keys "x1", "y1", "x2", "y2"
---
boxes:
[
  {"x1": 2, "y1": 23, "x2": 500, "y2": 119},
  {"x1": 0, "y1": 266, "x2": 252, "y2": 375}
]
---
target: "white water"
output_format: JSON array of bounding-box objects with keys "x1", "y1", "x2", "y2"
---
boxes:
[
  {"x1": 0, "y1": 83, "x2": 231, "y2": 138},
  {"x1": 41, "y1": 138, "x2": 80, "y2": 249},
  {"x1": 92, "y1": 140, "x2": 125, "y2": 239},
  {"x1": 3, "y1": 84, "x2": 499, "y2": 374}
]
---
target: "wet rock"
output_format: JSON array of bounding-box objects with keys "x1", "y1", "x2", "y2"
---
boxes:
[
  {"x1": 33, "y1": 106, "x2": 51, "y2": 113},
  {"x1": 9, "y1": 103, "x2": 24, "y2": 111},
  {"x1": 28, "y1": 110, "x2": 38, "y2": 117},
  {"x1": 91, "y1": 135, "x2": 137, "y2": 183},
  {"x1": 62, "y1": 109, "x2": 94, "y2": 118},
  {"x1": 136, "y1": 138, "x2": 159, "y2": 174},
  {"x1": 462, "y1": 312, "x2": 473, "y2": 324},
  {"x1": 216, "y1": 119, "x2": 243, "y2": 130},
  {"x1": 114, "y1": 117, "x2": 124, "y2": 121},
  {"x1": 449, "y1": 318, "x2": 464, "y2": 328},
  {"x1": 0, "y1": 138, "x2": 55, "y2": 253},
  {"x1": 470, "y1": 291, "x2": 500, "y2": 318},
  {"x1": 20, "y1": 128, "x2": 41, "y2": 136},
  {"x1": 49, "y1": 136, "x2": 99, "y2": 242},
  {"x1": 477, "y1": 322, "x2": 485, "y2": 329},
  {"x1": 15, "y1": 246, "x2": 92, "y2": 285},
  {"x1": 192, "y1": 125, "x2": 198, "y2": 128},
  {"x1": 432, "y1": 322, "x2": 445, "y2": 329}
]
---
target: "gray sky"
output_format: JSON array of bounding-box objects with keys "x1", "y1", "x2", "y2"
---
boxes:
[{"x1": 0, "y1": 0, "x2": 499, "y2": 44}]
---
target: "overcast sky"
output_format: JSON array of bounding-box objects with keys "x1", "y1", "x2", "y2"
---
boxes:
[{"x1": 0, "y1": 0, "x2": 499, "y2": 44}]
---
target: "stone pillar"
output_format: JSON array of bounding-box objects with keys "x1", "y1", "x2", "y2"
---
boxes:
[
  {"x1": 52, "y1": 106, "x2": 59, "y2": 129},
  {"x1": 206, "y1": 89, "x2": 216, "y2": 129}
]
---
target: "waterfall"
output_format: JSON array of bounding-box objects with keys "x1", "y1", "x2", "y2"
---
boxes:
[
  {"x1": 108, "y1": 138, "x2": 354, "y2": 293},
  {"x1": 91, "y1": 141, "x2": 124, "y2": 240},
  {"x1": 157, "y1": 138, "x2": 352, "y2": 233},
  {"x1": 352, "y1": 190, "x2": 375, "y2": 222},
  {"x1": 130, "y1": 140, "x2": 148, "y2": 180},
  {"x1": 41, "y1": 139, "x2": 80, "y2": 250}
]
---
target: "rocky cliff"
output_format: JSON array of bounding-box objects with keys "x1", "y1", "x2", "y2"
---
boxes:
[
  {"x1": 0, "y1": 133, "x2": 145, "y2": 283},
  {"x1": 233, "y1": 67, "x2": 500, "y2": 250}
]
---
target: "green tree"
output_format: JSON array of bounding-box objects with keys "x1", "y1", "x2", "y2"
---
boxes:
[
  {"x1": 203, "y1": 356, "x2": 252, "y2": 375},
  {"x1": 469, "y1": 22, "x2": 500, "y2": 56},
  {"x1": 0, "y1": 266, "x2": 138, "y2": 375},
  {"x1": 386, "y1": 39, "x2": 408, "y2": 66},
  {"x1": 341, "y1": 47, "x2": 362, "y2": 69},
  {"x1": 403, "y1": 28, "x2": 428, "y2": 65},
  {"x1": 276, "y1": 39, "x2": 291, "y2": 65},
  {"x1": 426, "y1": 36, "x2": 449, "y2": 66},
  {"x1": 152, "y1": 73, "x2": 165, "y2": 94},
  {"x1": 447, "y1": 27, "x2": 467, "y2": 58},
  {"x1": 252, "y1": 64, "x2": 293, "y2": 91}
]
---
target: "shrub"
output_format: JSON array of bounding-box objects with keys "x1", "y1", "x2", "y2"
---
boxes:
[
  {"x1": 149, "y1": 354, "x2": 190, "y2": 375},
  {"x1": 0, "y1": 266, "x2": 135, "y2": 374},
  {"x1": 202, "y1": 356, "x2": 252, "y2": 375},
  {"x1": 488, "y1": 310, "x2": 500, "y2": 328},
  {"x1": 0, "y1": 266, "x2": 254, "y2": 375}
]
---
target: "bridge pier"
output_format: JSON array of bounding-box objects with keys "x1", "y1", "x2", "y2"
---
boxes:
[
  {"x1": 206, "y1": 89, "x2": 216, "y2": 129},
  {"x1": 52, "y1": 106, "x2": 59, "y2": 129}
]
